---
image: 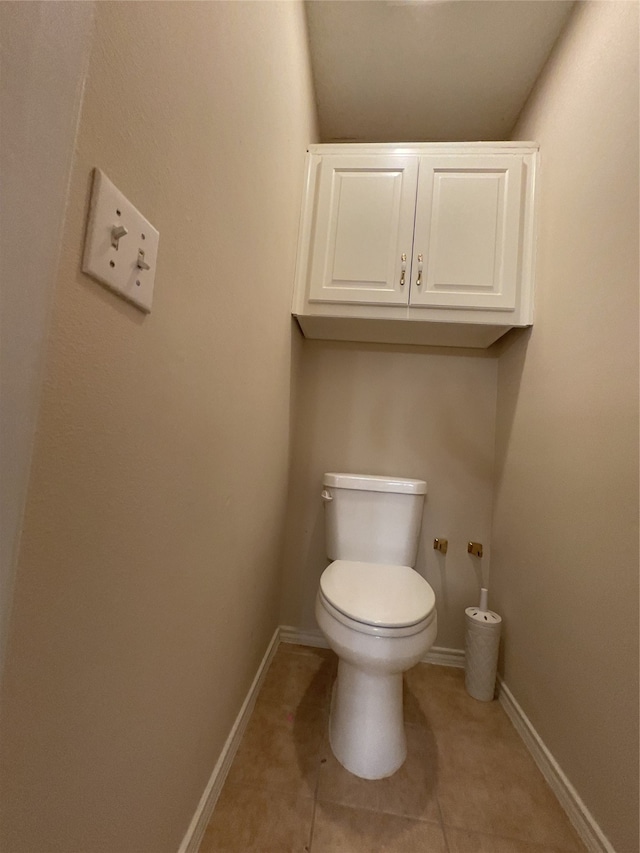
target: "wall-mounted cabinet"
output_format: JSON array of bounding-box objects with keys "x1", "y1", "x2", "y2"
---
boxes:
[{"x1": 292, "y1": 143, "x2": 538, "y2": 348}]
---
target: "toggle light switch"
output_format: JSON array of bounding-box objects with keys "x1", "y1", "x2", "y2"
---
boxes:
[
  {"x1": 110, "y1": 224, "x2": 128, "y2": 248},
  {"x1": 82, "y1": 168, "x2": 159, "y2": 314}
]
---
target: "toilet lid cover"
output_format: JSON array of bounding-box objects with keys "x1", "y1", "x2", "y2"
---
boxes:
[{"x1": 320, "y1": 560, "x2": 435, "y2": 628}]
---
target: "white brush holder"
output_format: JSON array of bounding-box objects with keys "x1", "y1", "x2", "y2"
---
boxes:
[{"x1": 464, "y1": 604, "x2": 502, "y2": 702}]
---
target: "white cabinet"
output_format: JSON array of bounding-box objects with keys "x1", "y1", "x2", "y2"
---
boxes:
[
  {"x1": 308, "y1": 155, "x2": 418, "y2": 305},
  {"x1": 410, "y1": 155, "x2": 523, "y2": 312},
  {"x1": 292, "y1": 143, "x2": 538, "y2": 348}
]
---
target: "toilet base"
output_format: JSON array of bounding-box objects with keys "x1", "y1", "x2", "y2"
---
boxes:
[{"x1": 329, "y1": 660, "x2": 406, "y2": 779}]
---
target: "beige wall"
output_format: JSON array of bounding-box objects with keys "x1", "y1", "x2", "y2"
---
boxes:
[
  {"x1": 281, "y1": 340, "x2": 498, "y2": 650},
  {"x1": 3, "y1": 2, "x2": 637, "y2": 850},
  {"x1": 492, "y1": 3, "x2": 639, "y2": 851},
  {"x1": 0, "y1": 0, "x2": 94, "y2": 678},
  {"x1": 0, "y1": 3, "x2": 317, "y2": 851}
]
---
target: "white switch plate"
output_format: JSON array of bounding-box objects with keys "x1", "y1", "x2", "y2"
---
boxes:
[{"x1": 82, "y1": 168, "x2": 159, "y2": 313}]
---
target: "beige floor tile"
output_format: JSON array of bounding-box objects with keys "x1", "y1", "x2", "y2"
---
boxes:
[
  {"x1": 211, "y1": 648, "x2": 584, "y2": 853},
  {"x1": 257, "y1": 645, "x2": 337, "y2": 711},
  {"x1": 405, "y1": 663, "x2": 515, "y2": 738},
  {"x1": 445, "y1": 826, "x2": 587, "y2": 853},
  {"x1": 404, "y1": 661, "x2": 582, "y2": 848},
  {"x1": 316, "y1": 723, "x2": 440, "y2": 823},
  {"x1": 436, "y1": 728, "x2": 584, "y2": 850},
  {"x1": 224, "y1": 696, "x2": 326, "y2": 798},
  {"x1": 311, "y1": 801, "x2": 447, "y2": 852},
  {"x1": 200, "y1": 783, "x2": 314, "y2": 853}
]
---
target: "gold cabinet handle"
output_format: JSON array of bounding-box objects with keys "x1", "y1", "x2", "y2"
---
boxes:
[
  {"x1": 416, "y1": 253, "x2": 424, "y2": 286},
  {"x1": 400, "y1": 253, "x2": 407, "y2": 287}
]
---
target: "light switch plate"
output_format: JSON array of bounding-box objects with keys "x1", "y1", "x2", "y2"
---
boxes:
[{"x1": 82, "y1": 168, "x2": 159, "y2": 313}]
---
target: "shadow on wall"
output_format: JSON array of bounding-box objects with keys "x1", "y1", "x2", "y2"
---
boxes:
[
  {"x1": 492, "y1": 327, "x2": 532, "y2": 489},
  {"x1": 490, "y1": 325, "x2": 531, "y2": 677},
  {"x1": 282, "y1": 337, "x2": 426, "y2": 630},
  {"x1": 280, "y1": 334, "x2": 362, "y2": 629}
]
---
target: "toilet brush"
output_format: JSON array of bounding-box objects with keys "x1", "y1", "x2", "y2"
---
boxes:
[
  {"x1": 469, "y1": 587, "x2": 495, "y2": 619},
  {"x1": 464, "y1": 587, "x2": 502, "y2": 701},
  {"x1": 478, "y1": 587, "x2": 489, "y2": 613}
]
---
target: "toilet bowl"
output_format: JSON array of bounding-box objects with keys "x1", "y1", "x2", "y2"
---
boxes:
[{"x1": 316, "y1": 558, "x2": 437, "y2": 779}]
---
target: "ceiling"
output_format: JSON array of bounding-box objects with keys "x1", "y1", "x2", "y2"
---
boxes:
[{"x1": 305, "y1": 0, "x2": 575, "y2": 143}]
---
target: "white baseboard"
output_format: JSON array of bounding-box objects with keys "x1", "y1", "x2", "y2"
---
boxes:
[
  {"x1": 498, "y1": 679, "x2": 614, "y2": 853},
  {"x1": 279, "y1": 625, "x2": 465, "y2": 669},
  {"x1": 279, "y1": 624, "x2": 329, "y2": 650},
  {"x1": 424, "y1": 645, "x2": 465, "y2": 668},
  {"x1": 177, "y1": 626, "x2": 280, "y2": 853}
]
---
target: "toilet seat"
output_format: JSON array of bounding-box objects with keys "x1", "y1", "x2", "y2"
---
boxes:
[
  {"x1": 319, "y1": 560, "x2": 436, "y2": 637},
  {"x1": 318, "y1": 589, "x2": 435, "y2": 638}
]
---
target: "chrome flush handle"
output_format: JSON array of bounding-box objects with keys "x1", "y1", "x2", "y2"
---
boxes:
[
  {"x1": 400, "y1": 253, "x2": 407, "y2": 287},
  {"x1": 416, "y1": 254, "x2": 424, "y2": 286}
]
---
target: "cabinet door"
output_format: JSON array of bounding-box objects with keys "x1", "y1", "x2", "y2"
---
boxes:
[
  {"x1": 410, "y1": 156, "x2": 523, "y2": 310},
  {"x1": 308, "y1": 156, "x2": 418, "y2": 305}
]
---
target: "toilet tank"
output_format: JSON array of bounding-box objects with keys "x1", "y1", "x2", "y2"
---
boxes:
[{"x1": 322, "y1": 473, "x2": 427, "y2": 566}]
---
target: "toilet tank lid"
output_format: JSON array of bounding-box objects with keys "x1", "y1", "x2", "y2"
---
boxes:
[{"x1": 323, "y1": 473, "x2": 427, "y2": 495}]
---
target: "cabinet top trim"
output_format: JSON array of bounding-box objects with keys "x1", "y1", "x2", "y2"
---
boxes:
[{"x1": 308, "y1": 142, "x2": 539, "y2": 155}]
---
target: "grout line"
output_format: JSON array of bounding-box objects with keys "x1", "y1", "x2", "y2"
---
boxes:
[
  {"x1": 308, "y1": 797, "x2": 446, "y2": 837},
  {"x1": 308, "y1": 675, "x2": 334, "y2": 853},
  {"x1": 440, "y1": 820, "x2": 584, "y2": 853},
  {"x1": 441, "y1": 828, "x2": 452, "y2": 853},
  {"x1": 307, "y1": 735, "x2": 326, "y2": 853},
  {"x1": 313, "y1": 778, "x2": 447, "y2": 823},
  {"x1": 307, "y1": 787, "x2": 319, "y2": 852},
  {"x1": 435, "y1": 790, "x2": 451, "y2": 853},
  {"x1": 304, "y1": 798, "x2": 318, "y2": 853}
]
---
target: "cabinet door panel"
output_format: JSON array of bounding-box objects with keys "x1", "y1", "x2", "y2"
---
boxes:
[
  {"x1": 410, "y1": 156, "x2": 523, "y2": 310},
  {"x1": 308, "y1": 156, "x2": 417, "y2": 305}
]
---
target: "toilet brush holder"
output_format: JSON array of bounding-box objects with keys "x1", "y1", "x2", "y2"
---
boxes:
[{"x1": 464, "y1": 592, "x2": 502, "y2": 702}]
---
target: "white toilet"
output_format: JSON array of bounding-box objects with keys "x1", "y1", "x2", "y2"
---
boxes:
[{"x1": 315, "y1": 472, "x2": 437, "y2": 780}]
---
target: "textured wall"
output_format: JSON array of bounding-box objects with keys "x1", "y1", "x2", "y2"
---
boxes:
[
  {"x1": 492, "y1": 3, "x2": 639, "y2": 850},
  {"x1": 0, "y1": 0, "x2": 94, "y2": 678},
  {"x1": 0, "y1": 3, "x2": 317, "y2": 851},
  {"x1": 281, "y1": 340, "x2": 498, "y2": 650}
]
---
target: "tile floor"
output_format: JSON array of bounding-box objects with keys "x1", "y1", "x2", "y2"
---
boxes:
[{"x1": 200, "y1": 643, "x2": 587, "y2": 852}]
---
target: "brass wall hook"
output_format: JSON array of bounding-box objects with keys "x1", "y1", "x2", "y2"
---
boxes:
[{"x1": 433, "y1": 538, "x2": 448, "y2": 554}]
